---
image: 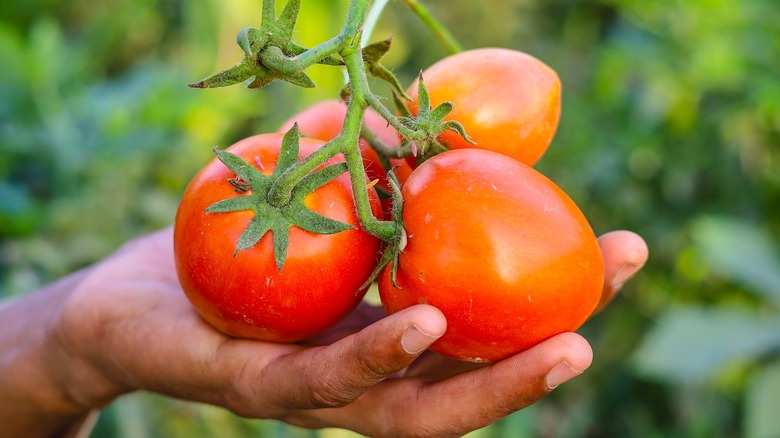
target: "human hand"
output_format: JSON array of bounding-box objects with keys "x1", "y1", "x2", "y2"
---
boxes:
[{"x1": 46, "y1": 227, "x2": 645, "y2": 437}]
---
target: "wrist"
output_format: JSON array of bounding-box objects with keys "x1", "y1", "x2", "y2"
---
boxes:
[{"x1": 0, "y1": 268, "x2": 125, "y2": 437}]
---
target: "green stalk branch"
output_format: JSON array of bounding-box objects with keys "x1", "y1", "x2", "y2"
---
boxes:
[
  {"x1": 260, "y1": 35, "x2": 346, "y2": 74},
  {"x1": 365, "y1": 94, "x2": 417, "y2": 139},
  {"x1": 401, "y1": 0, "x2": 463, "y2": 54},
  {"x1": 360, "y1": 125, "x2": 412, "y2": 159}
]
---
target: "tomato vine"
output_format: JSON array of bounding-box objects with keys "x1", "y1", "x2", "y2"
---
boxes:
[{"x1": 188, "y1": 0, "x2": 469, "y2": 270}]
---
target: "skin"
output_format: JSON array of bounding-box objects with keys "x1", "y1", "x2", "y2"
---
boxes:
[{"x1": 0, "y1": 227, "x2": 647, "y2": 438}]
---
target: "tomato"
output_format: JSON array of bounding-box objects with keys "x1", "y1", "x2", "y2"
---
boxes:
[
  {"x1": 406, "y1": 48, "x2": 561, "y2": 167},
  {"x1": 378, "y1": 149, "x2": 603, "y2": 362},
  {"x1": 279, "y1": 100, "x2": 413, "y2": 216},
  {"x1": 174, "y1": 133, "x2": 383, "y2": 342}
]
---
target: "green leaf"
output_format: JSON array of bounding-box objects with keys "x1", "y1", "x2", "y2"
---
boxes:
[
  {"x1": 744, "y1": 361, "x2": 780, "y2": 438},
  {"x1": 428, "y1": 101, "x2": 453, "y2": 123},
  {"x1": 261, "y1": 0, "x2": 277, "y2": 24},
  {"x1": 270, "y1": 223, "x2": 291, "y2": 272},
  {"x1": 294, "y1": 162, "x2": 348, "y2": 194},
  {"x1": 205, "y1": 196, "x2": 255, "y2": 213},
  {"x1": 276, "y1": 0, "x2": 301, "y2": 42},
  {"x1": 632, "y1": 306, "x2": 780, "y2": 382},
  {"x1": 416, "y1": 73, "x2": 430, "y2": 118},
  {"x1": 274, "y1": 124, "x2": 301, "y2": 175},
  {"x1": 279, "y1": 70, "x2": 316, "y2": 88},
  {"x1": 442, "y1": 120, "x2": 476, "y2": 144},
  {"x1": 213, "y1": 146, "x2": 266, "y2": 186},
  {"x1": 236, "y1": 27, "x2": 255, "y2": 56},
  {"x1": 362, "y1": 38, "x2": 409, "y2": 100},
  {"x1": 287, "y1": 204, "x2": 353, "y2": 235},
  {"x1": 362, "y1": 37, "x2": 392, "y2": 63},
  {"x1": 187, "y1": 59, "x2": 255, "y2": 89},
  {"x1": 236, "y1": 216, "x2": 271, "y2": 254},
  {"x1": 691, "y1": 216, "x2": 780, "y2": 306}
]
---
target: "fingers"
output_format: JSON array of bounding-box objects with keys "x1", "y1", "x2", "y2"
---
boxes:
[
  {"x1": 305, "y1": 332, "x2": 593, "y2": 437},
  {"x1": 595, "y1": 230, "x2": 648, "y2": 313},
  {"x1": 239, "y1": 305, "x2": 446, "y2": 418},
  {"x1": 306, "y1": 302, "x2": 388, "y2": 345}
]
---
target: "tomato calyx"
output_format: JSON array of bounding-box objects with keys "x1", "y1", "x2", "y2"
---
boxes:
[
  {"x1": 206, "y1": 125, "x2": 354, "y2": 272},
  {"x1": 396, "y1": 75, "x2": 475, "y2": 162},
  {"x1": 188, "y1": 0, "x2": 342, "y2": 90}
]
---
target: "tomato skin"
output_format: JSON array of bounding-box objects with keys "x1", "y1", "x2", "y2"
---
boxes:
[
  {"x1": 174, "y1": 133, "x2": 383, "y2": 342},
  {"x1": 407, "y1": 48, "x2": 561, "y2": 167},
  {"x1": 279, "y1": 100, "x2": 413, "y2": 216},
  {"x1": 378, "y1": 149, "x2": 603, "y2": 362}
]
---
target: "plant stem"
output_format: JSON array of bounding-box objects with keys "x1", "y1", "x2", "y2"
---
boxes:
[
  {"x1": 401, "y1": 0, "x2": 463, "y2": 54},
  {"x1": 268, "y1": 0, "x2": 397, "y2": 241},
  {"x1": 365, "y1": 94, "x2": 417, "y2": 138},
  {"x1": 361, "y1": 125, "x2": 411, "y2": 159},
  {"x1": 260, "y1": 36, "x2": 346, "y2": 74},
  {"x1": 341, "y1": 41, "x2": 397, "y2": 241}
]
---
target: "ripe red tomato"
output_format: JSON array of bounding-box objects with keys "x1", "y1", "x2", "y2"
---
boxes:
[
  {"x1": 406, "y1": 48, "x2": 561, "y2": 167},
  {"x1": 174, "y1": 133, "x2": 383, "y2": 342},
  {"x1": 379, "y1": 149, "x2": 603, "y2": 362},
  {"x1": 279, "y1": 100, "x2": 413, "y2": 216}
]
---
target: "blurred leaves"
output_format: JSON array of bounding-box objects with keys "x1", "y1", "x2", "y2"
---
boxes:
[
  {"x1": 745, "y1": 361, "x2": 780, "y2": 438},
  {"x1": 691, "y1": 217, "x2": 780, "y2": 306},
  {"x1": 633, "y1": 306, "x2": 780, "y2": 382},
  {"x1": 1, "y1": 0, "x2": 780, "y2": 437}
]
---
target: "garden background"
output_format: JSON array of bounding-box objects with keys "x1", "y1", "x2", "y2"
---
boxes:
[{"x1": 1, "y1": 0, "x2": 779, "y2": 436}]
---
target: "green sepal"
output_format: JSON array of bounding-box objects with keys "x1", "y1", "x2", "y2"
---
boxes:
[
  {"x1": 416, "y1": 73, "x2": 431, "y2": 119},
  {"x1": 204, "y1": 125, "x2": 353, "y2": 273},
  {"x1": 188, "y1": 59, "x2": 255, "y2": 89},
  {"x1": 237, "y1": 27, "x2": 256, "y2": 57},
  {"x1": 189, "y1": 0, "x2": 340, "y2": 91},
  {"x1": 362, "y1": 37, "x2": 392, "y2": 63},
  {"x1": 428, "y1": 101, "x2": 453, "y2": 123},
  {"x1": 276, "y1": 0, "x2": 301, "y2": 43},
  {"x1": 362, "y1": 38, "x2": 410, "y2": 100},
  {"x1": 274, "y1": 124, "x2": 301, "y2": 175},
  {"x1": 441, "y1": 120, "x2": 476, "y2": 144},
  {"x1": 212, "y1": 146, "x2": 265, "y2": 186},
  {"x1": 360, "y1": 169, "x2": 406, "y2": 290},
  {"x1": 398, "y1": 73, "x2": 475, "y2": 158},
  {"x1": 279, "y1": 69, "x2": 316, "y2": 88}
]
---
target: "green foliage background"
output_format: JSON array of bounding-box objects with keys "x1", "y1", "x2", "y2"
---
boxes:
[{"x1": 1, "y1": 0, "x2": 779, "y2": 437}]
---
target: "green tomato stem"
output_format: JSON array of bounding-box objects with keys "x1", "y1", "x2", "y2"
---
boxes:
[
  {"x1": 260, "y1": 36, "x2": 346, "y2": 74},
  {"x1": 341, "y1": 39, "x2": 398, "y2": 241},
  {"x1": 342, "y1": 0, "x2": 372, "y2": 38},
  {"x1": 401, "y1": 0, "x2": 463, "y2": 55},
  {"x1": 360, "y1": 125, "x2": 410, "y2": 159},
  {"x1": 268, "y1": 6, "x2": 398, "y2": 242},
  {"x1": 365, "y1": 94, "x2": 417, "y2": 139}
]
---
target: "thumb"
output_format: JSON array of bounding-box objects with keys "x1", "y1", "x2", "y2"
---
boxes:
[{"x1": 264, "y1": 304, "x2": 446, "y2": 410}]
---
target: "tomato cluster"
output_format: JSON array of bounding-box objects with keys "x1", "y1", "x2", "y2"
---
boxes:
[{"x1": 174, "y1": 48, "x2": 603, "y2": 361}]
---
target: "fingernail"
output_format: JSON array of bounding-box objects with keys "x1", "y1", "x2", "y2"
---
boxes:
[
  {"x1": 401, "y1": 324, "x2": 439, "y2": 355},
  {"x1": 610, "y1": 263, "x2": 640, "y2": 293},
  {"x1": 546, "y1": 361, "x2": 582, "y2": 390}
]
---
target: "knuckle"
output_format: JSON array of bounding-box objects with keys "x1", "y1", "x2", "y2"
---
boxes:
[{"x1": 307, "y1": 372, "x2": 355, "y2": 408}]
